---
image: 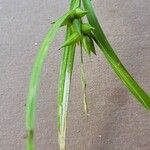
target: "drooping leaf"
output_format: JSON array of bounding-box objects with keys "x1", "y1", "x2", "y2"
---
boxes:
[
  {"x1": 82, "y1": 0, "x2": 150, "y2": 110},
  {"x1": 25, "y1": 11, "x2": 73, "y2": 150}
]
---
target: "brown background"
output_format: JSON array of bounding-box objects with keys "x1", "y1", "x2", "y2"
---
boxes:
[{"x1": 0, "y1": 0, "x2": 150, "y2": 150}]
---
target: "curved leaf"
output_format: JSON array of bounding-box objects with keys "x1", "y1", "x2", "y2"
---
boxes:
[
  {"x1": 25, "y1": 12, "x2": 72, "y2": 150},
  {"x1": 83, "y1": 0, "x2": 150, "y2": 110}
]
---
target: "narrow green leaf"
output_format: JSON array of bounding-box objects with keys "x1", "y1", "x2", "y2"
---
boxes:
[
  {"x1": 25, "y1": 12, "x2": 72, "y2": 150},
  {"x1": 57, "y1": 29, "x2": 76, "y2": 150},
  {"x1": 57, "y1": 2, "x2": 82, "y2": 150},
  {"x1": 83, "y1": 0, "x2": 150, "y2": 110}
]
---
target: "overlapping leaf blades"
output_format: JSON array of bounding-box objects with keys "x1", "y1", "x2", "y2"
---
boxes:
[
  {"x1": 57, "y1": 29, "x2": 76, "y2": 150},
  {"x1": 25, "y1": 11, "x2": 73, "y2": 150},
  {"x1": 25, "y1": 0, "x2": 150, "y2": 150}
]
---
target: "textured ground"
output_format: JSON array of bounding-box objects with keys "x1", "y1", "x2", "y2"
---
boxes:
[{"x1": 0, "y1": 0, "x2": 150, "y2": 150}]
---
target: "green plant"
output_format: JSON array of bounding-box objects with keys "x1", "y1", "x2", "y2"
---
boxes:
[{"x1": 25, "y1": 0, "x2": 150, "y2": 150}]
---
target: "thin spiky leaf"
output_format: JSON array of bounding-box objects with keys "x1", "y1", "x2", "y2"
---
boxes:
[
  {"x1": 57, "y1": 1, "x2": 81, "y2": 150},
  {"x1": 57, "y1": 27, "x2": 76, "y2": 150}
]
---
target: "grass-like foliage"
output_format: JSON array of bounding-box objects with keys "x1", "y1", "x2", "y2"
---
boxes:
[{"x1": 25, "y1": 0, "x2": 150, "y2": 150}]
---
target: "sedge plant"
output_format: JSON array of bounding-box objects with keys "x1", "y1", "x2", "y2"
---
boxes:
[{"x1": 25, "y1": 0, "x2": 150, "y2": 150}]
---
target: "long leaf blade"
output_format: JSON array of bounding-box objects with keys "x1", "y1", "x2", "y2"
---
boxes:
[
  {"x1": 57, "y1": 1, "x2": 81, "y2": 150},
  {"x1": 57, "y1": 39, "x2": 76, "y2": 150},
  {"x1": 83, "y1": 0, "x2": 150, "y2": 110},
  {"x1": 25, "y1": 12, "x2": 71, "y2": 150}
]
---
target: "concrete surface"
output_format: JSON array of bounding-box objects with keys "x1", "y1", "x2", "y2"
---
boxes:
[{"x1": 0, "y1": 0, "x2": 150, "y2": 150}]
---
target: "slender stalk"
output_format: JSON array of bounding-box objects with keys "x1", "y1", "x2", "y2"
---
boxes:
[{"x1": 80, "y1": 44, "x2": 89, "y2": 115}]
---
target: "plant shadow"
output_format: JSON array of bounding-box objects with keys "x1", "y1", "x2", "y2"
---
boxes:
[{"x1": 92, "y1": 87, "x2": 129, "y2": 150}]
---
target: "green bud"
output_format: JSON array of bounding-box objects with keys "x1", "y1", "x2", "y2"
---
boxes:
[
  {"x1": 73, "y1": 8, "x2": 87, "y2": 18},
  {"x1": 60, "y1": 10, "x2": 75, "y2": 27},
  {"x1": 60, "y1": 9, "x2": 87, "y2": 27},
  {"x1": 61, "y1": 32, "x2": 81, "y2": 48},
  {"x1": 81, "y1": 23, "x2": 94, "y2": 34},
  {"x1": 82, "y1": 36, "x2": 96, "y2": 56}
]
